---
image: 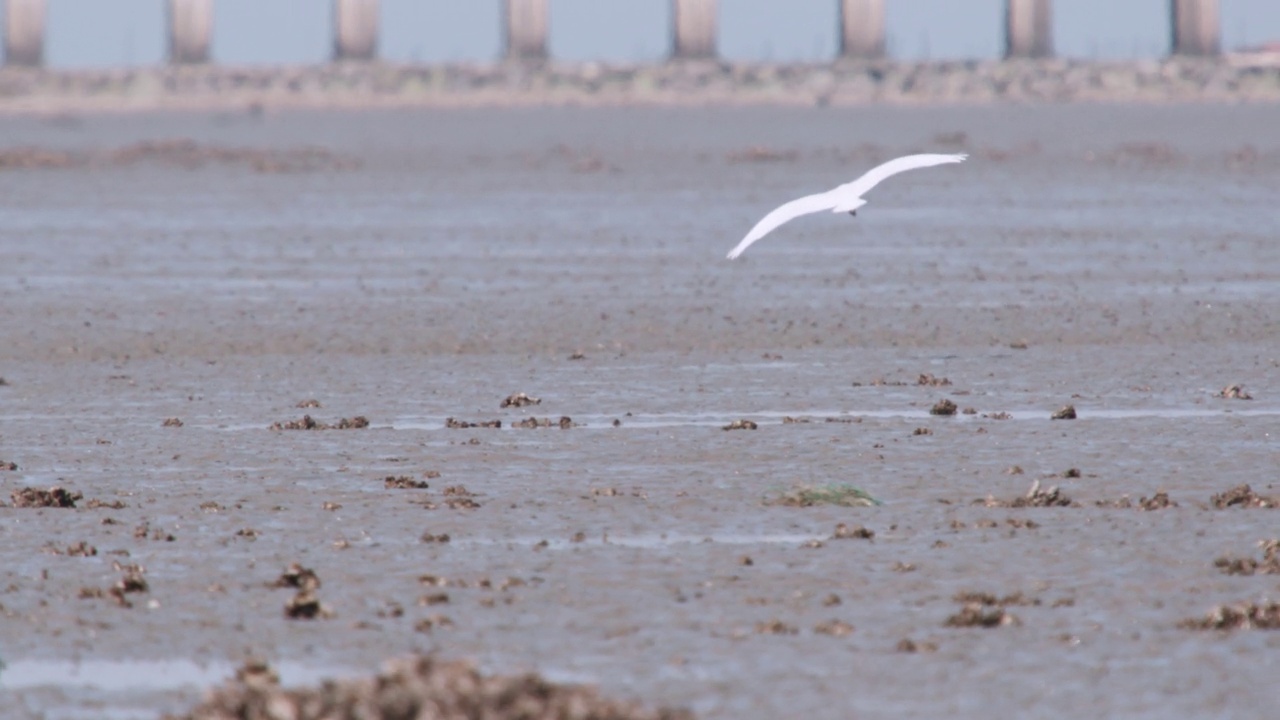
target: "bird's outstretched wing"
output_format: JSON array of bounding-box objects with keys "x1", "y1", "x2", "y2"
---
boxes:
[
  {"x1": 834, "y1": 153, "x2": 967, "y2": 202},
  {"x1": 725, "y1": 191, "x2": 836, "y2": 260}
]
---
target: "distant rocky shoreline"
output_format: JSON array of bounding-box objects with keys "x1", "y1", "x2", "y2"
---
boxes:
[{"x1": 1, "y1": 56, "x2": 1278, "y2": 114}]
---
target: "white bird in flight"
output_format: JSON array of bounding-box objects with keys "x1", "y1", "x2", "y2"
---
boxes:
[{"x1": 725, "y1": 153, "x2": 968, "y2": 260}]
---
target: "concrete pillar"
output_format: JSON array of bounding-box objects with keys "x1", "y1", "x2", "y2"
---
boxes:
[
  {"x1": 1005, "y1": 0, "x2": 1052, "y2": 58},
  {"x1": 168, "y1": 0, "x2": 213, "y2": 64},
  {"x1": 1171, "y1": 0, "x2": 1219, "y2": 56},
  {"x1": 505, "y1": 0, "x2": 547, "y2": 60},
  {"x1": 838, "y1": 0, "x2": 885, "y2": 59},
  {"x1": 672, "y1": 0, "x2": 716, "y2": 59},
  {"x1": 3, "y1": 0, "x2": 45, "y2": 67},
  {"x1": 333, "y1": 0, "x2": 378, "y2": 60}
]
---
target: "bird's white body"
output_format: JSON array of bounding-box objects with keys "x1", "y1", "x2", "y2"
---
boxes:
[{"x1": 726, "y1": 153, "x2": 967, "y2": 260}]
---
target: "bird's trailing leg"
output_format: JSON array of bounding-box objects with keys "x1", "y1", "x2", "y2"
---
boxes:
[{"x1": 848, "y1": 210, "x2": 857, "y2": 217}]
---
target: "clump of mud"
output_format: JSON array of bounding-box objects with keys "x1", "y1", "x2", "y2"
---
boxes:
[
  {"x1": 945, "y1": 604, "x2": 1020, "y2": 628},
  {"x1": 10, "y1": 486, "x2": 82, "y2": 508},
  {"x1": 813, "y1": 619, "x2": 855, "y2": 637},
  {"x1": 1050, "y1": 405, "x2": 1077, "y2": 420},
  {"x1": 162, "y1": 417, "x2": 184, "y2": 427},
  {"x1": 1215, "y1": 540, "x2": 1280, "y2": 576},
  {"x1": 917, "y1": 373, "x2": 951, "y2": 387},
  {"x1": 929, "y1": 399, "x2": 957, "y2": 416},
  {"x1": 979, "y1": 480, "x2": 1077, "y2": 508},
  {"x1": 3, "y1": 460, "x2": 19, "y2": 471},
  {"x1": 168, "y1": 655, "x2": 693, "y2": 720},
  {"x1": 274, "y1": 563, "x2": 321, "y2": 592},
  {"x1": 1217, "y1": 384, "x2": 1253, "y2": 400},
  {"x1": 832, "y1": 523, "x2": 874, "y2": 540},
  {"x1": 767, "y1": 484, "x2": 881, "y2": 508},
  {"x1": 415, "y1": 485, "x2": 483, "y2": 510},
  {"x1": 1179, "y1": 601, "x2": 1280, "y2": 631},
  {"x1": 446, "y1": 418, "x2": 501, "y2": 429},
  {"x1": 896, "y1": 638, "x2": 939, "y2": 653},
  {"x1": 722, "y1": 419, "x2": 758, "y2": 431},
  {"x1": 285, "y1": 591, "x2": 333, "y2": 620},
  {"x1": 953, "y1": 591, "x2": 1041, "y2": 607},
  {"x1": 500, "y1": 392, "x2": 541, "y2": 408},
  {"x1": 385, "y1": 476, "x2": 430, "y2": 489},
  {"x1": 1097, "y1": 492, "x2": 1178, "y2": 510},
  {"x1": 944, "y1": 592, "x2": 1036, "y2": 628},
  {"x1": 1211, "y1": 484, "x2": 1278, "y2": 509},
  {"x1": 754, "y1": 619, "x2": 798, "y2": 635},
  {"x1": 269, "y1": 415, "x2": 369, "y2": 430}
]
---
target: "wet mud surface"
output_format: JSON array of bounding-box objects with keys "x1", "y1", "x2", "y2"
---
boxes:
[{"x1": 1, "y1": 104, "x2": 1279, "y2": 719}]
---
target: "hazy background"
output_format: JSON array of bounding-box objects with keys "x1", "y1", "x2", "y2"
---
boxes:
[{"x1": 3, "y1": 0, "x2": 1280, "y2": 68}]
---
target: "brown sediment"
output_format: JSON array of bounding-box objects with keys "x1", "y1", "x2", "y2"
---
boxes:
[
  {"x1": 722, "y1": 419, "x2": 758, "y2": 430},
  {"x1": 917, "y1": 373, "x2": 951, "y2": 387},
  {"x1": 162, "y1": 417, "x2": 184, "y2": 427}
]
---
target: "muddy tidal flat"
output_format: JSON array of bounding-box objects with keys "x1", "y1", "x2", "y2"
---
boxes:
[
  {"x1": 2, "y1": 57, "x2": 1280, "y2": 114},
  {"x1": 1, "y1": 103, "x2": 1280, "y2": 719}
]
